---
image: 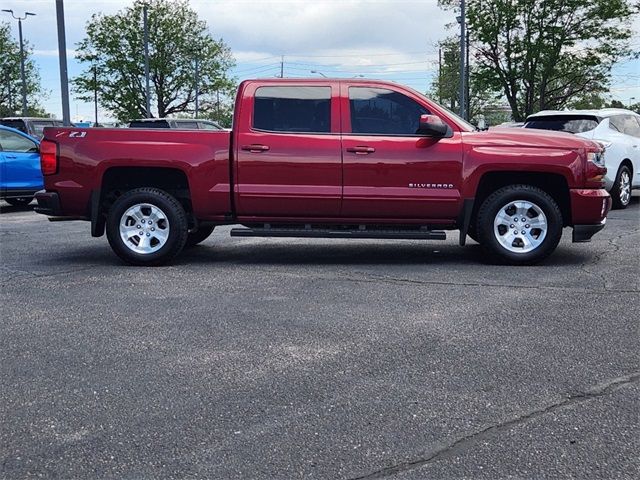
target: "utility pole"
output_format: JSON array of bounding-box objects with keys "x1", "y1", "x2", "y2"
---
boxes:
[
  {"x1": 143, "y1": 3, "x2": 151, "y2": 117},
  {"x1": 216, "y1": 90, "x2": 220, "y2": 120},
  {"x1": 280, "y1": 55, "x2": 284, "y2": 78},
  {"x1": 4, "y1": 69, "x2": 13, "y2": 113},
  {"x1": 55, "y1": 0, "x2": 71, "y2": 125},
  {"x1": 194, "y1": 56, "x2": 199, "y2": 118},
  {"x1": 438, "y1": 47, "x2": 442, "y2": 104},
  {"x1": 93, "y1": 64, "x2": 98, "y2": 126},
  {"x1": 458, "y1": 0, "x2": 466, "y2": 120},
  {"x1": 2, "y1": 9, "x2": 35, "y2": 116},
  {"x1": 466, "y1": 26, "x2": 470, "y2": 121}
]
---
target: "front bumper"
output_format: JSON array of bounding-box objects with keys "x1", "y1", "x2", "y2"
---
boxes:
[
  {"x1": 570, "y1": 188, "x2": 611, "y2": 243},
  {"x1": 570, "y1": 189, "x2": 611, "y2": 225},
  {"x1": 34, "y1": 190, "x2": 62, "y2": 216}
]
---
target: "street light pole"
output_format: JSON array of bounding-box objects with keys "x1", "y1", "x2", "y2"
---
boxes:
[
  {"x1": 55, "y1": 0, "x2": 71, "y2": 125},
  {"x1": 143, "y1": 3, "x2": 151, "y2": 117},
  {"x1": 459, "y1": 0, "x2": 466, "y2": 120},
  {"x1": 2, "y1": 9, "x2": 36, "y2": 116},
  {"x1": 194, "y1": 56, "x2": 199, "y2": 118}
]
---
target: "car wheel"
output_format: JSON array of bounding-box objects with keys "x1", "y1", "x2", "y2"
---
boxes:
[
  {"x1": 185, "y1": 225, "x2": 215, "y2": 248},
  {"x1": 610, "y1": 164, "x2": 632, "y2": 210},
  {"x1": 106, "y1": 188, "x2": 188, "y2": 266},
  {"x1": 476, "y1": 185, "x2": 563, "y2": 265},
  {"x1": 5, "y1": 197, "x2": 34, "y2": 207}
]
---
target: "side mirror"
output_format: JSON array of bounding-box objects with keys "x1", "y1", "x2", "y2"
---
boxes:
[{"x1": 417, "y1": 114, "x2": 448, "y2": 137}]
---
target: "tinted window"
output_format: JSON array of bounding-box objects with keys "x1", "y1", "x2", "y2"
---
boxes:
[
  {"x1": 0, "y1": 130, "x2": 37, "y2": 152},
  {"x1": 611, "y1": 115, "x2": 640, "y2": 138},
  {"x1": 254, "y1": 86, "x2": 331, "y2": 133},
  {"x1": 349, "y1": 87, "x2": 429, "y2": 135},
  {"x1": 524, "y1": 115, "x2": 600, "y2": 134},
  {"x1": 0, "y1": 119, "x2": 27, "y2": 134},
  {"x1": 129, "y1": 120, "x2": 170, "y2": 128}
]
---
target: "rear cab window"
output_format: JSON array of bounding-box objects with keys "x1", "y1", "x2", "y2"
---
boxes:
[
  {"x1": 253, "y1": 86, "x2": 331, "y2": 133},
  {"x1": 524, "y1": 115, "x2": 601, "y2": 134}
]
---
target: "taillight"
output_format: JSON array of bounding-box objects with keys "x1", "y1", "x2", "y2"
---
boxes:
[{"x1": 40, "y1": 139, "x2": 58, "y2": 175}]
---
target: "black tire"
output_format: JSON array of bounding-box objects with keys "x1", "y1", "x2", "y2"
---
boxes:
[
  {"x1": 476, "y1": 185, "x2": 563, "y2": 265},
  {"x1": 610, "y1": 164, "x2": 632, "y2": 210},
  {"x1": 5, "y1": 197, "x2": 33, "y2": 207},
  {"x1": 185, "y1": 225, "x2": 215, "y2": 248},
  {"x1": 106, "y1": 188, "x2": 188, "y2": 266}
]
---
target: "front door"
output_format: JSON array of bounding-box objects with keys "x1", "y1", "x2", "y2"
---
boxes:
[
  {"x1": 340, "y1": 84, "x2": 463, "y2": 220},
  {"x1": 235, "y1": 83, "x2": 342, "y2": 218}
]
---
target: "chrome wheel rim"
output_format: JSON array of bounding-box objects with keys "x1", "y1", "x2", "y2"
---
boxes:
[
  {"x1": 619, "y1": 170, "x2": 631, "y2": 206},
  {"x1": 119, "y1": 203, "x2": 170, "y2": 254},
  {"x1": 493, "y1": 200, "x2": 547, "y2": 254}
]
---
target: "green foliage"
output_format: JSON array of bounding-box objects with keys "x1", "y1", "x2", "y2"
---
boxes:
[
  {"x1": 73, "y1": 0, "x2": 236, "y2": 123},
  {"x1": 439, "y1": 0, "x2": 638, "y2": 121},
  {"x1": 429, "y1": 36, "x2": 506, "y2": 126},
  {"x1": 0, "y1": 21, "x2": 48, "y2": 117}
]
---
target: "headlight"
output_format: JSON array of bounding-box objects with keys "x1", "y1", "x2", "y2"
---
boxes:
[{"x1": 587, "y1": 151, "x2": 605, "y2": 167}]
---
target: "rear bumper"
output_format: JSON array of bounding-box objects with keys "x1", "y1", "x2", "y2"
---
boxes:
[
  {"x1": 573, "y1": 221, "x2": 606, "y2": 243},
  {"x1": 34, "y1": 190, "x2": 63, "y2": 216}
]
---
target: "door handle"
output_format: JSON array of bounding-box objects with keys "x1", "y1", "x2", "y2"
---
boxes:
[
  {"x1": 5, "y1": 155, "x2": 17, "y2": 159},
  {"x1": 241, "y1": 144, "x2": 270, "y2": 152},
  {"x1": 347, "y1": 146, "x2": 375, "y2": 155}
]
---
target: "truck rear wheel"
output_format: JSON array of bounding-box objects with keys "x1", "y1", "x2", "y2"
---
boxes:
[
  {"x1": 476, "y1": 185, "x2": 563, "y2": 265},
  {"x1": 106, "y1": 188, "x2": 188, "y2": 266}
]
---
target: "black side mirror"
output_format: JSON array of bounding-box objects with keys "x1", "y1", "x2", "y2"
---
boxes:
[{"x1": 417, "y1": 114, "x2": 448, "y2": 137}]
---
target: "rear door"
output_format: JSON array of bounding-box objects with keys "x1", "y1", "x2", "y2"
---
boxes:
[
  {"x1": 235, "y1": 83, "x2": 342, "y2": 218},
  {"x1": 340, "y1": 84, "x2": 463, "y2": 220}
]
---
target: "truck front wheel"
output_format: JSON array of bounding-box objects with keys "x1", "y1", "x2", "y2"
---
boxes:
[
  {"x1": 106, "y1": 188, "x2": 188, "y2": 266},
  {"x1": 476, "y1": 185, "x2": 563, "y2": 265}
]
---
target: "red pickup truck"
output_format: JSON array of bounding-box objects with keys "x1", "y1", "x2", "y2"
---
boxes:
[{"x1": 35, "y1": 79, "x2": 611, "y2": 266}]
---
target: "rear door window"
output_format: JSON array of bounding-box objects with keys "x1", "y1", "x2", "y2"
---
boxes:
[
  {"x1": 524, "y1": 115, "x2": 600, "y2": 134},
  {"x1": 611, "y1": 115, "x2": 640, "y2": 138},
  {"x1": 253, "y1": 86, "x2": 331, "y2": 133}
]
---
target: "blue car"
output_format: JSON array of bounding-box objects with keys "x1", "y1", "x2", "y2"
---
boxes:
[{"x1": 0, "y1": 125, "x2": 42, "y2": 206}]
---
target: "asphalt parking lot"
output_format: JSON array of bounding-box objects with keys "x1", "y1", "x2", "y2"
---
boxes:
[{"x1": 1, "y1": 197, "x2": 638, "y2": 479}]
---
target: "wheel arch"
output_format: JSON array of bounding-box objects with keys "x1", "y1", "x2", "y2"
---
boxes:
[
  {"x1": 92, "y1": 166, "x2": 193, "y2": 237},
  {"x1": 472, "y1": 171, "x2": 571, "y2": 227}
]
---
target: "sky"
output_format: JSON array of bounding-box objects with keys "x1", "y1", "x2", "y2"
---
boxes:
[{"x1": 1, "y1": 0, "x2": 639, "y2": 122}]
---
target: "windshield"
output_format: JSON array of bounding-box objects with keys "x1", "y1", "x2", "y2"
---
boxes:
[{"x1": 524, "y1": 115, "x2": 600, "y2": 134}]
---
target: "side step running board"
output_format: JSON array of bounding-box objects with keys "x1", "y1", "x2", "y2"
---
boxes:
[{"x1": 230, "y1": 226, "x2": 446, "y2": 240}]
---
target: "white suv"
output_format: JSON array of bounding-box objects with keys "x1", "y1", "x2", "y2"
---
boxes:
[{"x1": 524, "y1": 109, "x2": 640, "y2": 209}]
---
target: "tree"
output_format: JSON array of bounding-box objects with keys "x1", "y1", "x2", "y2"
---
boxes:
[
  {"x1": 430, "y1": 36, "x2": 509, "y2": 126},
  {"x1": 440, "y1": 0, "x2": 638, "y2": 121},
  {"x1": 73, "y1": 0, "x2": 236, "y2": 123},
  {"x1": 0, "y1": 21, "x2": 48, "y2": 117}
]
